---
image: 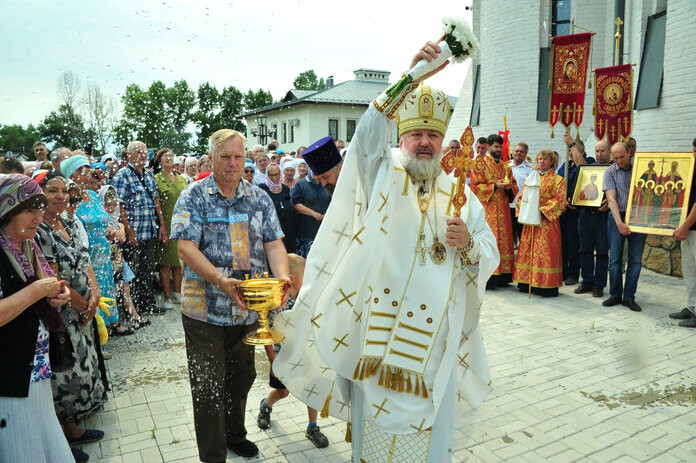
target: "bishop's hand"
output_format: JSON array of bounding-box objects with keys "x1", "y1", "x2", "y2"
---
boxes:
[
  {"x1": 445, "y1": 217, "x2": 470, "y2": 248},
  {"x1": 411, "y1": 37, "x2": 449, "y2": 82}
]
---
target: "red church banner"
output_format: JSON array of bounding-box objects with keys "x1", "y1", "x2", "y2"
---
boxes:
[
  {"x1": 594, "y1": 64, "x2": 633, "y2": 144},
  {"x1": 549, "y1": 32, "x2": 592, "y2": 138}
]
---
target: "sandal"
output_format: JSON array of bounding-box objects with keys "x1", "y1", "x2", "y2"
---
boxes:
[{"x1": 108, "y1": 324, "x2": 134, "y2": 336}]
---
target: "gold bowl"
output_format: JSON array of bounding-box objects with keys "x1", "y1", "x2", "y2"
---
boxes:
[{"x1": 237, "y1": 277, "x2": 286, "y2": 346}]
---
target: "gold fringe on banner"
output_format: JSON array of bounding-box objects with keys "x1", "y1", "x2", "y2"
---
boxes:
[
  {"x1": 576, "y1": 128, "x2": 580, "y2": 139},
  {"x1": 550, "y1": 127, "x2": 555, "y2": 138},
  {"x1": 345, "y1": 421, "x2": 352, "y2": 442}
]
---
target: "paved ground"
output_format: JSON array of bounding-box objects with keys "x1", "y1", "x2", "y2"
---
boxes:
[{"x1": 80, "y1": 269, "x2": 696, "y2": 462}]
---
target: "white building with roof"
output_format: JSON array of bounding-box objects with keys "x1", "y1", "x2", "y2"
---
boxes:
[{"x1": 243, "y1": 69, "x2": 457, "y2": 151}]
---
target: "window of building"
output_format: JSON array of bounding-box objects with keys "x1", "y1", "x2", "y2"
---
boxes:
[
  {"x1": 552, "y1": 0, "x2": 571, "y2": 37},
  {"x1": 328, "y1": 119, "x2": 338, "y2": 140},
  {"x1": 281, "y1": 122, "x2": 287, "y2": 144},
  {"x1": 290, "y1": 124, "x2": 295, "y2": 143},
  {"x1": 635, "y1": 11, "x2": 667, "y2": 110},
  {"x1": 346, "y1": 119, "x2": 357, "y2": 142},
  {"x1": 271, "y1": 123, "x2": 278, "y2": 141},
  {"x1": 537, "y1": 47, "x2": 551, "y2": 121},
  {"x1": 469, "y1": 65, "x2": 481, "y2": 126}
]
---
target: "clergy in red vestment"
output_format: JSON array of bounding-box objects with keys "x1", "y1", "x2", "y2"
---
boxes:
[
  {"x1": 470, "y1": 134, "x2": 519, "y2": 287},
  {"x1": 514, "y1": 150, "x2": 567, "y2": 297}
]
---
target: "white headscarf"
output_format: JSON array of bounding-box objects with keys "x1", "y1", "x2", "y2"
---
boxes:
[{"x1": 98, "y1": 185, "x2": 120, "y2": 228}]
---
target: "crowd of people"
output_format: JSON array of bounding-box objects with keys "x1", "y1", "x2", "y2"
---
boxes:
[{"x1": 1, "y1": 84, "x2": 695, "y2": 462}]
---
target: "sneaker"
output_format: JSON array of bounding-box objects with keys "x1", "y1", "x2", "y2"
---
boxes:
[
  {"x1": 574, "y1": 285, "x2": 593, "y2": 294},
  {"x1": 669, "y1": 308, "x2": 694, "y2": 319},
  {"x1": 163, "y1": 299, "x2": 174, "y2": 310},
  {"x1": 67, "y1": 429, "x2": 104, "y2": 444},
  {"x1": 305, "y1": 426, "x2": 329, "y2": 448},
  {"x1": 592, "y1": 288, "x2": 604, "y2": 298},
  {"x1": 228, "y1": 439, "x2": 258, "y2": 458},
  {"x1": 257, "y1": 399, "x2": 271, "y2": 430},
  {"x1": 172, "y1": 292, "x2": 181, "y2": 303}
]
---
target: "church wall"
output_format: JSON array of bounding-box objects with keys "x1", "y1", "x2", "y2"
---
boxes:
[{"x1": 448, "y1": 0, "x2": 695, "y2": 276}]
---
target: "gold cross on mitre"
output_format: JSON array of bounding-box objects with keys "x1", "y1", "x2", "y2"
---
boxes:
[{"x1": 440, "y1": 126, "x2": 475, "y2": 217}]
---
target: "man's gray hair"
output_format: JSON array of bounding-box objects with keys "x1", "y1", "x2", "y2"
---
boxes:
[{"x1": 127, "y1": 141, "x2": 145, "y2": 154}]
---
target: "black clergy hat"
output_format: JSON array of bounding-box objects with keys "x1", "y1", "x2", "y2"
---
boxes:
[{"x1": 302, "y1": 136, "x2": 342, "y2": 175}]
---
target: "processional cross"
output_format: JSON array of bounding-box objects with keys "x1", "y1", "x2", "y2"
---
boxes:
[{"x1": 440, "y1": 125, "x2": 476, "y2": 217}]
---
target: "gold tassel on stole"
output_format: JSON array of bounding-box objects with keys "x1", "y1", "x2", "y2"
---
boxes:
[
  {"x1": 353, "y1": 358, "x2": 362, "y2": 380},
  {"x1": 378, "y1": 365, "x2": 385, "y2": 385},
  {"x1": 320, "y1": 381, "x2": 336, "y2": 419},
  {"x1": 345, "y1": 421, "x2": 352, "y2": 442}
]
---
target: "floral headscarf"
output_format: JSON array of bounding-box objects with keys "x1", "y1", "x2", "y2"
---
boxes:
[
  {"x1": 0, "y1": 173, "x2": 46, "y2": 222},
  {"x1": 265, "y1": 163, "x2": 283, "y2": 193}
]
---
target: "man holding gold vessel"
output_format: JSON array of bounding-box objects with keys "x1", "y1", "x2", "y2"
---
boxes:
[
  {"x1": 171, "y1": 129, "x2": 290, "y2": 462},
  {"x1": 274, "y1": 29, "x2": 499, "y2": 462}
]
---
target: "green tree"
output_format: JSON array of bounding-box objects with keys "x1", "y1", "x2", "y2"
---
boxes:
[
  {"x1": 38, "y1": 104, "x2": 90, "y2": 150},
  {"x1": 218, "y1": 86, "x2": 246, "y2": 134},
  {"x1": 114, "y1": 80, "x2": 195, "y2": 153},
  {"x1": 244, "y1": 89, "x2": 273, "y2": 111},
  {"x1": 192, "y1": 82, "x2": 221, "y2": 154},
  {"x1": 0, "y1": 124, "x2": 41, "y2": 157},
  {"x1": 293, "y1": 70, "x2": 326, "y2": 91}
]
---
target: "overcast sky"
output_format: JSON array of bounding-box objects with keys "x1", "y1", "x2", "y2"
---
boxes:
[{"x1": 1, "y1": 0, "x2": 472, "y2": 127}]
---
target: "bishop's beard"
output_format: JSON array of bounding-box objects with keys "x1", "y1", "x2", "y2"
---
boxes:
[{"x1": 399, "y1": 146, "x2": 443, "y2": 182}]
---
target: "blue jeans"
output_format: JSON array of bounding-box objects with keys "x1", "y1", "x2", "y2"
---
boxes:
[
  {"x1": 607, "y1": 214, "x2": 647, "y2": 300},
  {"x1": 579, "y1": 210, "x2": 609, "y2": 288}
]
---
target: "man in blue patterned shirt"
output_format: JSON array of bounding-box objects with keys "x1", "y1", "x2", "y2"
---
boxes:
[
  {"x1": 171, "y1": 128, "x2": 289, "y2": 462},
  {"x1": 112, "y1": 141, "x2": 168, "y2": 316}
]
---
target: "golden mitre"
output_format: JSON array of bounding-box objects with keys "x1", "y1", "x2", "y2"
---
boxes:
[{"x1": 395, "y1": 83, "x2": 451, "y2": 137}]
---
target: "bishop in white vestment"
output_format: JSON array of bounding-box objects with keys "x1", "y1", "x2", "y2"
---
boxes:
[{"x1": 274, "y1": 43, "x2": 499, "y2": 462}]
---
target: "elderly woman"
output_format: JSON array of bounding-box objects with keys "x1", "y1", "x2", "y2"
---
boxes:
[
  {"x1": 513, "y1": 150, "x2": 567, "y2": 297},
  {"x1": 60, "y1": 156, "x2": 130, "y2": 335},
  {"x1": 198, "y1": 154, "x2": 212, "y2": 175},
  {"x1": 0, "y1": 174, "x2": 73, "y2": 462},
  {"x1": 280, "y1": 157, "x2": 297, "y2": 190},
  {"x1": 183, "y1": 156, "x2": 198, "y2": 183},
  {"x1": 259, "y1": 164, "x2": 297, "y2": 253},
  {"x1": 35, "y1": 172, "x2": 106, "y2": 462},
  {"x1": 153, "y1": 148, "x2": 188, "y2": 309},
  {"x1": 295, "y1": 158, "x2": 309, "y2": 180}
]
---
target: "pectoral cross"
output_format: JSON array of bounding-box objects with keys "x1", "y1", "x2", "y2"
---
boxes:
[
  {"x1": 416, "y1": 232, "x2": 430, "y2": 264},
  {"x1": 440, "y1": 126, "x2": 475, "y2": 216}
]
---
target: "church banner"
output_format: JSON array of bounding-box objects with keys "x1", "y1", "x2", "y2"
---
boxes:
[
  {"x1": 594, "y1": 64, "x2": 633, "y2": 144},
  {"x1": 549, "y1": 32, "x2": 592, "y2": 138}
]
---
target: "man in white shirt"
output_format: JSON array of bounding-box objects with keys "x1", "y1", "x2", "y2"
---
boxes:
[{"x1": 509, "y1": 142, "x2": 534, "y2": 246}]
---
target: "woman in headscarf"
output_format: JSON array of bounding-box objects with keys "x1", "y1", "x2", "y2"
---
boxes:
[
  {"x1": 152, "y1": 148, "x2": 188, "y2": 310},
  {"x1": 35, "y1": 172, "x2": 106, "y2": 462},
  {"x1": 60, "y1": 156, "x2": 129, "y2": 336},
  {"x1": 280, "y1": 157, "x2": 297, "y2": 190},
  {"x1": 258, "y1": 163, "x2": 297, "y2": 253},
  {"x1": 243, "y1": 161, "x2": 256, "y2": 184},
  {"x1": 99, "y1": 185, "x2": 149, "y2": 329},
  {"x1": 0, "y1": 173, "x2": 74, "y2": 463},
  {"x1": 295, "y1": 158, "x2": 309, "y2": 181}
]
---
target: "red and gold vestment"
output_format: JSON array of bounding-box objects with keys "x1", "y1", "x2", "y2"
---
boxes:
[
  {"x1": 470, "y1": 155, "x2": 518, "y2": 276},
  {"x1": 513, "y1": 171, "x2": 567, "y2": 288}
]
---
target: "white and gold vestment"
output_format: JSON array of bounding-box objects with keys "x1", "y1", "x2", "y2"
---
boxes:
[{"x1": 274, "y1": 85, "x2": 499, "y2": 462}]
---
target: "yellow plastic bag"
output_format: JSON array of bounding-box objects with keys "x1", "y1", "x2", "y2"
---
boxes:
[
  {"x1": 99, "y1": 297, "x2": 116, "y2": 317},
  {"x1": 95, "y1": 297, "x2": 116, "y2": 346},
  {"x1": 95, "y1": 314, "x2": 108, "y2": 345}
]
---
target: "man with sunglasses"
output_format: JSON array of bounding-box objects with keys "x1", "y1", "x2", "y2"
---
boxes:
[{"x1": 242, "y1": 162, "x2": 256, "y2": 184}]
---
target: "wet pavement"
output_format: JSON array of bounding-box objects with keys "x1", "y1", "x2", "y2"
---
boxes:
[{"x1": 81, "y1": 268, "x2": 696, "y2": 462}]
